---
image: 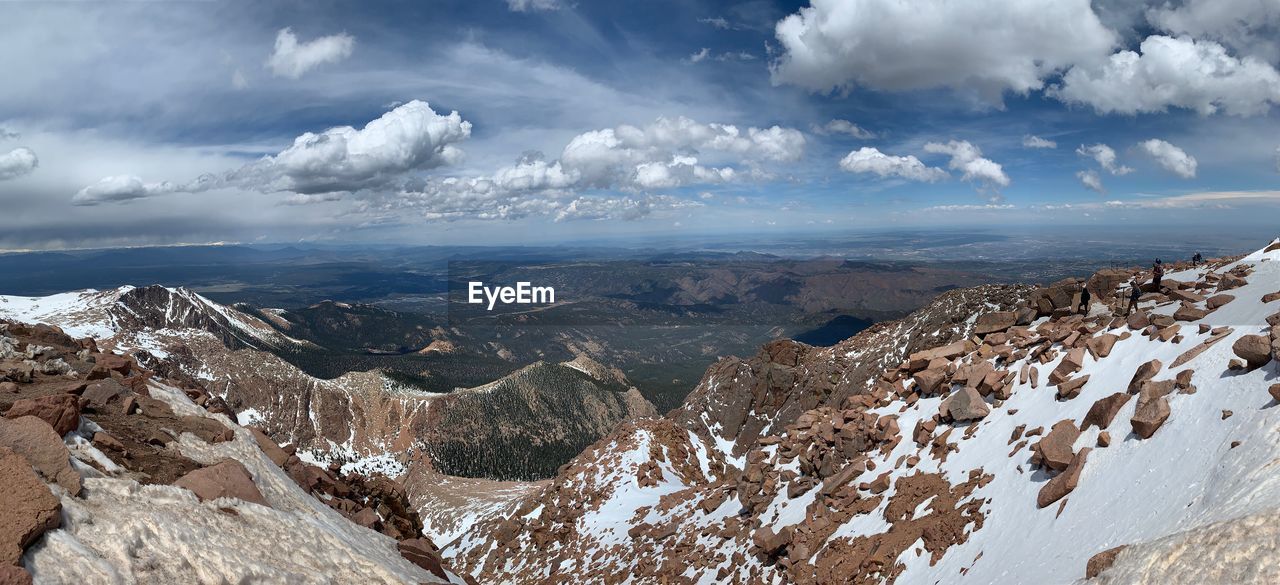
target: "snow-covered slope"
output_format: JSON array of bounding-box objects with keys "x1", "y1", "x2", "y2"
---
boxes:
[{"x1": 445, "y1": 240, "x2": 1280, "y2": 584}]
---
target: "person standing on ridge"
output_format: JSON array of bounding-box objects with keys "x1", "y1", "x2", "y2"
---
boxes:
[
  {"x1": 1126, "y1": 280, "x2": 1142, "y2": 316},
  {"x1": 1152, "y1": 260, "x2": 1164, "y2": 292},
  {"x1": 1077, "y1": 286, "x2": 1091, "y2": 315},
  {"x1": 1192, "y1": 252, "x2": 1203, "y2": 266}
]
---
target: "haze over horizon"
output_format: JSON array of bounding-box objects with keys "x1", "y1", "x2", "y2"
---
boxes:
[{"x1": 3, "y1": 0, "x2": 1280, "y2": 251}]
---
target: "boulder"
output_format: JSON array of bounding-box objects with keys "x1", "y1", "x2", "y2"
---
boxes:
[
  {"x1": 0, "y1": 382, "x2": 16, "y2": 394},
  {"x1": 1270, "y1": 384, "x2": 1280, "y2": 403},
  {"x1": 1131, "y1": 395, "x2": 1171, "y2": 439},
  {"x1": 1097, "y1": 432, "x2": 1111, "y2": 447},
  {"x1": 4, "y1": 394, "x2": 80, "y2": 437},
  {"x1": 1168, "y1": 289, "x2": 1206, "y2": 304},
  {"x1": 1205, "y1": 294, "x2": 1234, "y2": 309},
  {"x1": 1231, "y1": 335, "x2": 1272, "y2": 370},
  {"x1": 913, "y1": 368, "x2": 948, "y2": 395},
  {"x1": 1081, "y1": 393, "x2": 1131, "y2": 431},
  {"x1": 1173, "y1": 305, "x2": 1209, "y2": 322},
  {"x1": 173, "y1": 459, "x2": 269, "y2": 506},
  {"x1": 1037, "y1": 448, "x2": 1090, "y2": 508},
  {"x1": 81, "y1": 379, "x2": 126, "y2": 409},
  {"x1": 398, "y1": 538, "x2": 449, "y2": 580},
  {"x1": 752, "y1": 526, "x2": 792, "y2": 556},
  {"x1": 1127, "y1": 359, "x2": 1163, "y2": 394},
  {"x1": 0, "y1": 446, "x2": 62, "y2": 567},
  {"x1": 975, "y1": 312, "x2": 1017, "y2": 336},
  {"x1": 1087, "y1": 269, "x2": 1129, "y2": 300},
  {"x1": 95, "y1": 353, "x2": 132, "y2": 375},
  {"x1": 1086, "y1": 334, "x2": 1118, "y2": 359},
  {"x1": 1086, "y1": 545, "x2": 1128, "y2": 579},
  {"x1": 1056, "y1": 375, "x2": 1089, "y2": 400},
  {"x1": 1032, "y1": 420, "x2": 1080, "y2": 472},
  {"x1": 1126, "y1": 310, "x2": 1150, "y2": 330},
  {"x1": 939, "y1": 387, "x2": 990, "y2": 422},
  {"x1": 248, "y1": 428, "x2": 291, "y2": 468},
  {"x1": 0, "y1": 416, "x2": 82, "y2": 496}
]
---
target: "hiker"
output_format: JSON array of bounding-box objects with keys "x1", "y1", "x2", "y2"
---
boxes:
[
  {"x1": 1125, "y1": 281, "x2": 1142, "y2": 316},
  {"x1": 1152, "y1": 260, "x2": 1164, "y2": 291},
  {"x1": 1192, "y1": 252, "x2": 1203, "y2": 266},
  {"x1": 1077, "y1": 286, "x2": 1091, "y2": 315}
]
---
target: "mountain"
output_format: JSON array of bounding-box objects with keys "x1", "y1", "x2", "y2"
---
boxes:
[
  {"x1": 0, "y1": 318, "x2": 468, "y2": 583},
  {"x1": 0, "y1": 285, "x2": 655, "y2": 483},
  {"x1": 440, "y1": 240, "x2": 1280, "y2": 584}
]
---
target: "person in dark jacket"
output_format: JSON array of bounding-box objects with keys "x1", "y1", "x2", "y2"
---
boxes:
[
  {"x1": 1152, "y1": 260, "x2": 1164, "y2": 291},
  {"x1": 1192, "y1": 252, "x2": 1203, "y2": 266},
  {"x1": 1125, "y1": 281, "x2": 1142, "y2": 316},
  {"x1": 1077, "y1": 286, "x2": 1091, "y2": 315}
]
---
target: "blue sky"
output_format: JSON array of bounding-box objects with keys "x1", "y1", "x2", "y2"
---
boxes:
[{"x1": 1, "y1": 0, "x2": 1278, "y2": 250}]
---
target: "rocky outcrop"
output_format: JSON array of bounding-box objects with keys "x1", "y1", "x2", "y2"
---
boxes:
[
  {"x1": 0, "y1": 446, "x2": 61, "y2": 569},
  {"x1": 0, "y1": 416, "x2": 82, "y2": 496}
]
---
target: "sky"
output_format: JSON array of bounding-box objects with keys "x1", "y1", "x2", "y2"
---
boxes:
[{"x1": 1, "y1": 0, "x2": 1279, "y2": 251}]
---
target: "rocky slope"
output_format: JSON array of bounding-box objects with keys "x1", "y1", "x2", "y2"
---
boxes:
[
  {"x1": 0, "y1": 286, "x2": 655, "y2": 482},
  {"x1": 0, "y1": 320, "x2": 467, "y2": 584},
  {"x1": 443, "y1": 240, "x2": 1280, "y2": 584}
]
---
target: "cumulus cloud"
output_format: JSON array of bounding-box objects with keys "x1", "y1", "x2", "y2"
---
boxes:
[
  {"x1": 838, "y1": 147, "x2": 947, "y2": 182},
  {"x1": 922, "y1": 140, "x2": 1010, "y2": 188},
  {"x1": 1077, "y1": 169, "x2": 1105, "y2": 193},
  {"x1": 72, "y1": 175, "x2": 183, "y2": 205},
  {"x1": 812, "y1": 119, "x2": 875, "y2": 139},
  {"x1": 1022, "y1": 135, "x2": 1057, "y2": 149},
  {"x1": 1138, "y1": 138, "x2": 1198, "y2": 179},
  {"x1": 1077, "y1": 143, "x2": 1133, "y2": 175},
  {"x1": 1051, "y1": 35, "x2": 1280, "y2": 116},
  {"x1": 74, "y1": 100, "x2": 472, "y2": 205},
  {"x1": 0, "y1": 147, "x2": 38, "y2": 181},
  {"x1": 266, "y1": 28, "x2": 355, "y2": 79},
  {"x1": 771, "y1": 0, "x2": 1116, "y2": 102},
  {"x1": 507, "y1": 0, "x2": 562, "y2": 12},
  {"x1": 560, "y1": 116, "x2": 804, "y2": 189},
  {"x1": 1147, "y1": 0, "x2": 1280, "y2": 62}
]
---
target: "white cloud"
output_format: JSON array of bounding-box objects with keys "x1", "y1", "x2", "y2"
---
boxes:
[
  {"x1": 1077, "y1": 169, "x2": 1105, "y2": 193},
  {"x1": 1051, "y1": 35, "x2": 1280, "y2": 116},
  {"x1": 1022, "y1": 135, "x2": 1057, "y2": 149},
  {"x1": 812, "y1": 119, "x2": 875, "y2": 139},
  {"x1": 699, "y1": 17, "x2": 732, "y2": 30},
  {"x1": 72, "y1": 175, "x2": 184, "y2": 205},
  {"x1": 1147, "y1": 0, "x2": 1280, "y2": 62},
  {"x1": 838, "y1": 147, "x2": 947, "y2": 182},
  {"x1": 560, "y1": 116, "x2": 804, "y2": 189},
  {"x1": 554, "y1": 195, "x2": 701, "y2": 222},
  {"x1": 1137, "y1": 138, "x2": 1198, "y2": 179},
  {"x1": 507, "y1": 0, "x2": 562, "y2": 12},
  {"x1": 688, "y1": 48, "x2": 757, "y2": 63},
  {"x1": 1077, "y1": 143, "x2": 1133, "y2": 175},
  {"x1": 922, "y1": 140, "x2": 1010, "y2": 188},
  {"x1": 266, "y1": 28, "x2": 355, "y2": 79},
  {"x1": 771, "y1": 0, "x2": 1116, "y2": 102},
  {"x1": 0, "y1": 147, "x2": 38, "y2": 181},
  {"x1": 921, "y1": 203, "x2": 1016, "y2": 212},
  {"x1": 75, "y1": 100, "x2": 471, "y2": 205}
]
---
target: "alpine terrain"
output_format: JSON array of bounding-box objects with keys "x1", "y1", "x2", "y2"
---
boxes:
[{"x1": 3, "y1": 239, "x2": 1280, "y2": 584}]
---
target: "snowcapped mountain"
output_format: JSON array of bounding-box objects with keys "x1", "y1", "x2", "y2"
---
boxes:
[
  {"x1": 442, "y1": 240, "x2": 1280, "y2": 584},
  {"x1": 6, "y1": 241, "x2": 1280, "y2": 583}
]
